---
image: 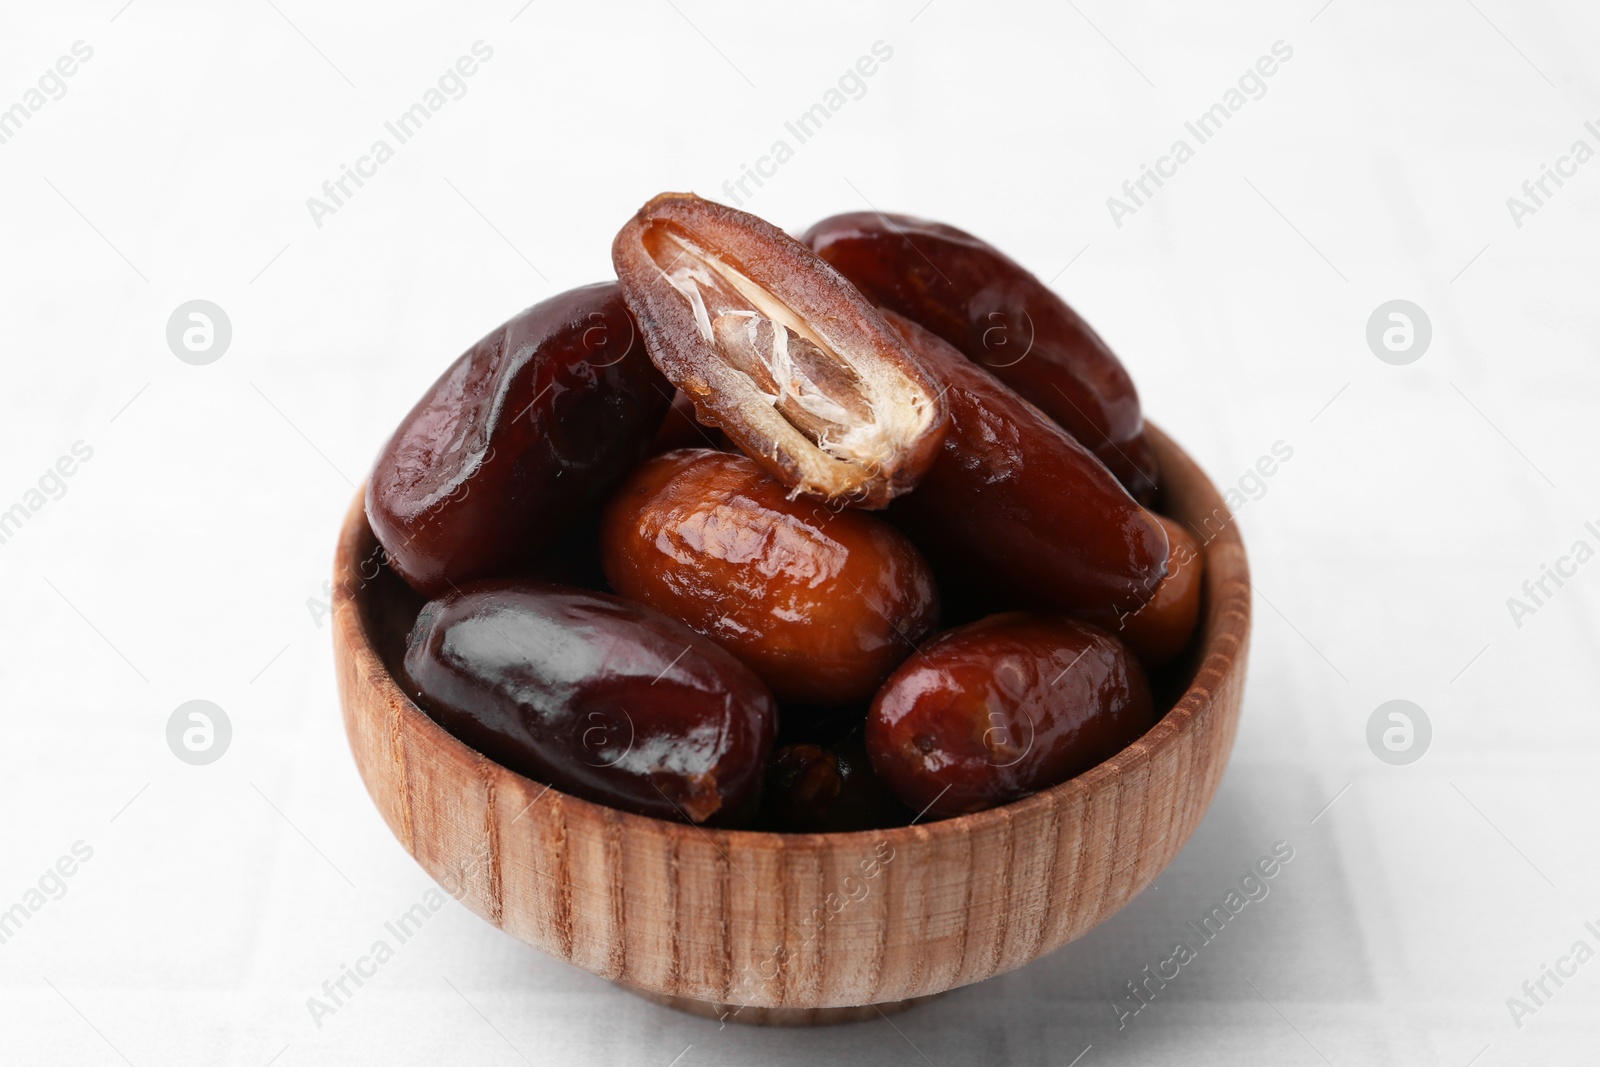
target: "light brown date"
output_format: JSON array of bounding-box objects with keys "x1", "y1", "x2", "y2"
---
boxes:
[{"x1": 600, "y1": 448, "x2": 939, "y2": 705}]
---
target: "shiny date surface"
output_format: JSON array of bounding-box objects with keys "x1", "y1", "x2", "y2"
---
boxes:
[
  {"x1": 601, "y1": 449, "x2": 939, "y2": 705},
  {"x1": 1117, "y1": 514, "x2": 1205, "y2": 668},
  {"x1": 804, "y1": 211, "x2": 1158, "y2": 498},
  {"x1": 884, "y1": 313, "x2": 1168, "y2": 621},
  {"x1": 402, "y1": 581, "x2": 777, "y2": 824},
  {"x1": 368, "y1": 282, "x2": 669, "y2": 597},
  {"x1": 866, "y1": 613, "x2": 1155, "y2": 817}
]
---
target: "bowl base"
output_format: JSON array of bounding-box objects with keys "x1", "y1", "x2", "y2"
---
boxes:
[{"x1": 621, "y1": 984, "x2": 942, "y2": 1027}]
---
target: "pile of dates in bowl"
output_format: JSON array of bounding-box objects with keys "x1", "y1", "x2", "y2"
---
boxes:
[{"x1": 363, "y1": 192, "x2": 1206, "y2": 832}]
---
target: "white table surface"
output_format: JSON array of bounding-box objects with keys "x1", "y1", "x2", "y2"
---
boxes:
[{"x1": 2, "y1": 1, "x2": 1597, "y2": 1064}]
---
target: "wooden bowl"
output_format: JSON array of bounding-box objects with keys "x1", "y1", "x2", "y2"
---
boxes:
[{"x1": 332, "y1": 423, "x2": 1249, "y2": 1024}]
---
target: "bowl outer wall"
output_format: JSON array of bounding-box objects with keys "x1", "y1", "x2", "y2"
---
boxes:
[{"x1": 331, "y1": 422, "x2": 1251, "y2": 1009}]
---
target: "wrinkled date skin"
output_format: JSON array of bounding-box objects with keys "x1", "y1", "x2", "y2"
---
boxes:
[
  {"x1": 761, "y1": 734, "x2": 911, "y2": 832},
  {"x1": 367, "y1": 282, "x2": 670, "y2": 597},
  {"x1": 600, "y1": 449, "x2": 939, "y2": 705},
  {"x1": 884, "y1": 313, "x2": 1168, "y2": 621},
  {"x1": 1117, "y1": 515, "x2": 1205, "y2": 668},
  {"x1": 866, "y1": 614, "x2": 1155, "y2": 818},
  {"x1": 612, "y1": 193, "x2": 948, "y2": 507},
  {"x1": 804, "y1": 212, "x2": 1158, "y2": 499},
  {"x1": 402, "y1": 582, "x2": 777, "y2": 824}
]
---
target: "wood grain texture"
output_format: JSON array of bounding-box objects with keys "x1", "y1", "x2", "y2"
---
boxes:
[{"x1": 331, "y1": 423, "x2": 1250, "y2": 1017}]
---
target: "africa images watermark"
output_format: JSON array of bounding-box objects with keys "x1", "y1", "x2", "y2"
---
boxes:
[
  {"x1": 1107, "y1": 40, "x2": 1295, "y2": 228},
  {"x1": 1504, "y1": 518, "x2": 1600, "y2": 630},
  {"x1": 1505, "y1": 918, "x2": 1600, "y2": 1029},
  {"x1": 1504, "y1": 118, "x2": 1600, "y2": 229},
  {"x1": 306, "y1": 836, "x2": 494, "y2": 1028},
  {"x1": 0, "y1": 841, "x2": 95, "y2": 947},
  {"x1": 305, "y1": 41, "x2": 495, "y2": 229},
  {"x1": 717, "y1": 839, "x2": 896, "y2": 1026},
  {"x1": 0, "y1": 441, "x2": 95, "y2": 548},
  {"x1": 0, "y1": 41, "x2": 95, "y2": 148},
  {"x1": 718, "y1": 40, "x2": 895, "y2": 209},
  {"x1": 1100, "y1": 440, "x2": 1292, "y2": 636},
  {"x1": 1113, "y1": 840, "x2": 1296, "y2": 1030}
]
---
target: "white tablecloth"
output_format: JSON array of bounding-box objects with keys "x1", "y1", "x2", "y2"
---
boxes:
[{"x1": 2, "y1": 1, "x2": 1597, "y2": 1063}]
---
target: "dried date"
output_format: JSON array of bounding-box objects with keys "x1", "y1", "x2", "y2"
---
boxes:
[
  {"x1": 1116, "y1": 515, "x2": 1205, "y2": 667},
  {"x1": 600, "y1": 448, "x2": 939, "y2": 705},
  {"x1": 804, "y1": 211, "x2": 1158, "y2": 498},
  {"x1": 866, "y1": 613, "x2": 1154, "y2": 817},
  {"x1": 761, "y1": 734, "x2": 911, "y2": 832},
  {"x1": 884, "y1": 313, "x2": 1168, "y2": 620},
  {"x1": 367, "y1": 282, "x2": 669, "y2": 596},
  {"x1": 612, "y1": 193, "x2": 947, "y2": 507},
  {"x1": 402, "y1": 581, "x2": 777, "y2": 824}
]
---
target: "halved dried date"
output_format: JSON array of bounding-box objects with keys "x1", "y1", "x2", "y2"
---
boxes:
[
  {"x1": 803, "y1": 212, "x2": 1158, "y2": 499},
  {"x1": 884, "y1": 312, "x2": 1168, "y2": 620},
  {"x1": 600, "y1": 448, "x2": 939, "y2": 705},
  {"x1": 367, "y1": 282, "x2": 670, "y2": 597},
  {"x1": 402, "y1": 581, "x2": 777, "y2": 824},
  {"x1": 612, "y1": 193, "x2": 948, "y2": 507},
  {"x1": 866, "y1": 613, "x2": 1154, "y2": 817}
]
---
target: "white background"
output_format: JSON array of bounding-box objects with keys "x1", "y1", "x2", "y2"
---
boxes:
[{"x1": 1, "y1": 1, "x2": 1597, "y2": 1064}]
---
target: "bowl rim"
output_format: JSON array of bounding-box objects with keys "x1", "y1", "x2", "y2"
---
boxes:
[{"x1": 335, "y1": 420, "x2": 1249, "y2": 852}]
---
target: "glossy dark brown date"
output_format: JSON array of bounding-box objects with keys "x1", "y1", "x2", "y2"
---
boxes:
[
  {"x1": 402, "y1": 581, "x2": 777, "y2": 824},
  {"x1": 600, "y1": 448, "x2": 939, "y2": 705},
  {"x1": 367, "y1": 282, "x2": 669, "y2": 596},
  {"x1": 884, "y1": 313, "x2": 1168, "y2": 620},
  {"x1": 866, "y1": 613, "x2": 1154, "y2": 817},
  {"x1": 804, "y1": 211, "x2": 1158, "y2": 498}
]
